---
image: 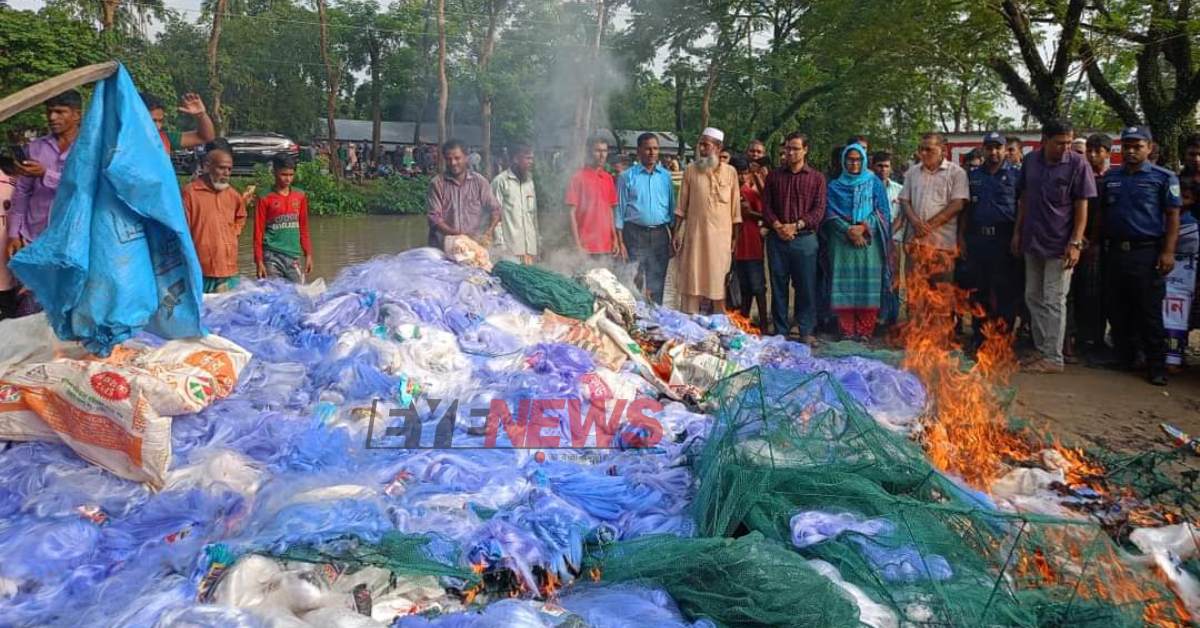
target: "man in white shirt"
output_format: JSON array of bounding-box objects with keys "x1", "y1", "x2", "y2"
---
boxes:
[{"x1": 899, "y1": 132, "x2": 970, "y2": 283}]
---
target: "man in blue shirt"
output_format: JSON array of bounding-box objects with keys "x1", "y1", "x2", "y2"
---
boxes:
[
  {"x1": 962, "y1": 132, "x2": 1022, "y2": 353},
  {"x1": 1099, "y1": 126, "x2": 1182, "y2": 386},
  {"x1": 615, "y1": 133, "x2": 676, "y2": 304}
]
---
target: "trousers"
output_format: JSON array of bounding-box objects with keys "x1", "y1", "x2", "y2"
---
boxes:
[
  {"x1": 1024, "y1": 254, "x2": 1073, "y2": 365},
  {"x1": 767, "y1": 231, "x2": 818, "y2": 336},
  {"x1": 965, "y1": 227, "x2": 1023, "y2": 344},
  {"x1": 622, "y1": 223, "x2": 672, "y2": 305},
  {"x1": 1105, "y1": 243, "x2": 1166, "y2": 370}
]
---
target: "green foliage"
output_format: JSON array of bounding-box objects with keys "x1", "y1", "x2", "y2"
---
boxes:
[{"x1": 0, "y1": 6, "x2": 105, "y2": 137}]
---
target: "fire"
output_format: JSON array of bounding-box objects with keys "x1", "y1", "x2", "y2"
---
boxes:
[
  {"x1": 899, "y1": 243, "x2": 1030, "y2": 488},
  {"x1": 899, "y1": 245, "x2": 1193, "y2": 626},
  {"x1": 723, "y1": 309, "x2": 760, "y2": 335},
  {"x1": 899, "y1": 244, "x2": 1106, "y2": 492},
  {"x1": 539, "y1": 571, "x2": 560, "y2": 598}
]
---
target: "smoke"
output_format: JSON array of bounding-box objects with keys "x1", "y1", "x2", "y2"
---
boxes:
[
  {"x1": 533, "y1": 12, "x2": 626, "y2": 170},
  {"x1": 530, "y1": 4, "x2": 629, "y2": 257}
]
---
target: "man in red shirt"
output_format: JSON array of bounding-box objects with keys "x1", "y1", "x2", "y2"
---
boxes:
[
  {"x1": 566, "y1": 136, "x2": 618, "y2": 262},
  {"x1": 732, "y1": 155, "x2": 768, "y2": 331}
]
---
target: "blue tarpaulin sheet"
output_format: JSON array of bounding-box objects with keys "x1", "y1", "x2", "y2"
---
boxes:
[{"x1": 10, "y1": 64, "x2": 205, "y2": 355}]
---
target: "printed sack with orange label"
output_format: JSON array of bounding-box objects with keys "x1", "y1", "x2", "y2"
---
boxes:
[{"x1": 0, "y1": 334, "x2": 250, "y2": 487}]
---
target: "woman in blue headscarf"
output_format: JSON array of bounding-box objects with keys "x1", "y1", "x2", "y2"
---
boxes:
[{"x1": 822, "y1": 143, "x2": 893, "y2": 340}]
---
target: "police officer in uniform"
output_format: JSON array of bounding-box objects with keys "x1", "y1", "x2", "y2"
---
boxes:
[
  {"x1": 962, "y1": 132, "x2": 1022, "y2": 352},
  {"x1": 1099, "y1": 126, "x2": 1182, "y2": 386}
]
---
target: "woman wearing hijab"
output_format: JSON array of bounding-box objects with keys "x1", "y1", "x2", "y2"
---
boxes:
[{"x1": 822, "y1": 143, "x2": 893, "y2": 341}]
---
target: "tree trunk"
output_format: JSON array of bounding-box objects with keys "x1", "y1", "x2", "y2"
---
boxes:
[
  {"x1": 369, "y1": 29, "x2": 383, "y2": 164},
  {"x1": 477, "y1": 0, "x2": 503, "y2": 179},
  {"x1": 101, "y1": 0, "x2": 119, "y2": 32},
  {"x1": 206, "y1": 0, "x2": 227, "y2": 135},
  {"x1": 573, "y1": 0, "x2": 607, "y2": 163},
  {"x1": 700, "y1": 56, "x2": 720, "y2": 131},
  {"x1": 436, "y1": 0, "x2": 448, "y2": 164},
  {"x1": 988, "y1": 0, "x2": 1087, "y2": 124},
  {"x1": 700, "y1": 27, "x2": 732, "y2": 131},
  {"x1": 317, "y1": 0, "x2": 341, "y2": 177},
  {"x1": 412, "y1": 0, "x2": 435, "y2": 147},
  {"x1": 756, "y1": 82, "x2": 835, "y2": 142},
  {"x1": 674, "y1": 68, "x2": 685, "y2": 158}
]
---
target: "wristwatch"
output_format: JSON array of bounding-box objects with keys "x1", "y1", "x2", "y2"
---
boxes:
[{"x1": 1069, "y1": 240, "x2": 1085, "y2": 250}]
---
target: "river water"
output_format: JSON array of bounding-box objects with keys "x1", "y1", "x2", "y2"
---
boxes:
[{"x1": 237, "y1": 214, "x2": 429, "y2": 281}]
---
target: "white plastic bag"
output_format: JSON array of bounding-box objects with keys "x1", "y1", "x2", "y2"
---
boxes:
[{"x1": 443, "y1": 235, "x2": 493, "y2": 271}]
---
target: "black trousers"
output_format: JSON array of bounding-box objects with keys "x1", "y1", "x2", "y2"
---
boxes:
[
  {"x1": 965, "y1": 226, "x2": 1023, "y2": 344},
  {"x1": 1104, "y1": 243, "x2": 1166, "y2": 369},
  {"x1": 1067, "y1": 249, "x2": 1105, "y2": 348},
  {"x1": 622, "y1": 222, "x2": 672, "y2": 305}
]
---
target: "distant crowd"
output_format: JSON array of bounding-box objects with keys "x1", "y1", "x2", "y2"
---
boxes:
[{"x1": 1, "y1": 90, "x2": 1198, "y2": 387}]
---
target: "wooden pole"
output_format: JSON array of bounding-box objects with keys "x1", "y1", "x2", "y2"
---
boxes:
[{"x1": 0, "y1": 62, "x2": 118, "y2": 124}]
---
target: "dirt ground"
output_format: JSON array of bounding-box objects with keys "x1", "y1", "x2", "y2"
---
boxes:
[{"x1": 1012, "y1": 360, "x2": 1200, "y2": 457}]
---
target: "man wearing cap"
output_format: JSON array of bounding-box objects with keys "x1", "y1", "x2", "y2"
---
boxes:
[
  {"x1": 674, "y1": 127, "x2": 741, "y2": 315},
  {"x1": 1098, "y1": 126, "x2": 1182, "y2": 385},
  {"x1": 963, "y1": 132, "x2": 1021, "y2": 352},
  {"x1": 1011, "y1": 119, "x2": 1096, "y2": 374}
]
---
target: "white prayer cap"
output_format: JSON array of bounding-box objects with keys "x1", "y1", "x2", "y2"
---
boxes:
[{"x1": 700, "y1": 127, "x2": 725, "y2": 143}]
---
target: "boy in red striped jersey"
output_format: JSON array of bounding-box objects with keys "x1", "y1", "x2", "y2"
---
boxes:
[{"x1": 254, "y1": 156, "x2": 313, "y2": 282}]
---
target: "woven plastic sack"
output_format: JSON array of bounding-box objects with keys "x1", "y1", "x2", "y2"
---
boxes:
[{"x1": 0, "y1": 334, "x2": 249, "y2": 486}]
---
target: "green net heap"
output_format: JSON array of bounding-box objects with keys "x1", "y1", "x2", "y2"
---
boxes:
[{"x1": 582, "y1": 366, "x2": 1187, "y2": 627}]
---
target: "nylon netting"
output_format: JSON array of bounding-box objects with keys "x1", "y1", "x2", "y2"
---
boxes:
[
  {"x1": 272, "y1": 364, "x2": 1189, "y2": 627},
  {"x1": 673, "y1": 365, "x2": 1186, "y2": 627}
]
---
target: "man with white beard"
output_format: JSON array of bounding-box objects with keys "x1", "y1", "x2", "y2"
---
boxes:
[
  {"x1": 674, "y1": 127, "x2": 741, "y2": 314},
  {"x1": 183, "y1": 143, "x2": 253, "y2": 293}
]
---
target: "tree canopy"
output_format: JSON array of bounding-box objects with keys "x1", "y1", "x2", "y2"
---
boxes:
[{"x1": 1, "y1": 0, "x2": 1197, "y2": 166}]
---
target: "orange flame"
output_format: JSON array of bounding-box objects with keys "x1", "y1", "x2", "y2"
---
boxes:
[
  {"x1": 723, "y1": 309, "x2": 760, "y2": 335},
  {"x1": 899, "y1": 243, "x2": 1032, "y2": 489},
  {"x1": 899, "y1": 245, "x2": 1191, "y2": 625}
]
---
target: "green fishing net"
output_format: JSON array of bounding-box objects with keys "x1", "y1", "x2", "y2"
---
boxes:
[
  {"x1": 492, "y1": 260, "x2": 595, "y2": 320},
  {"x1": 682, "y1": 366, "x2": 1185, "y2": 627},
  {"x1": 581, "y1": 531, "x2": 861, "y2": 627}
]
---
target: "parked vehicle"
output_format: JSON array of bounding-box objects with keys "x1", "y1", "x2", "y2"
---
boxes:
[{"x1": 170, "y1": 132, "x2": 300, "y2": 176}]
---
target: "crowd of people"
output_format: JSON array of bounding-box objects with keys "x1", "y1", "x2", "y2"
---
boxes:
[
  {"x1": 433, "y1": 122, "x2": 1199, "y2": 387},
  {"x1": 309, "y1": 140, "x2": 483, "y2": 181},
  {"x1": 0, "y1": 90, "x2": 314, "y2": 310},
  {"x1": 1, "y1": 89, "x2": 1197, "y2": 387}
]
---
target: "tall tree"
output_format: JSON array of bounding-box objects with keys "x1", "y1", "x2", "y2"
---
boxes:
[
  {"x1": 987, "y1": 0, "x2": 1088, "y2": 124},
  {"x1": 0, "y1": 6, "x2": 105, "y2": 136},
  {"x1": 1080, "y1": 0, "x2": 1200, "y2": 165},
  {"x1": 468, "y1": 0, "x2": 509, "y2": 178},
  {"x1": 317, "y1": 0, "x2": 341, "y2": 176},
  {"x1": 436, "y1": 0, "x2": 448, "y2": 156},
  {"x1": 342, "y1": 0, "x2": 402, "y2": 163},
  {"x1": 46, "y1": 0, "x2": 165, "y2": 36},
  {"x1": 206, "y1": 0, "x2": 228, "y2": 134}
]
